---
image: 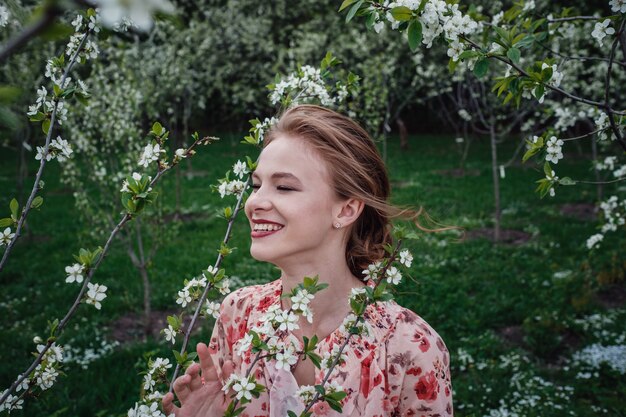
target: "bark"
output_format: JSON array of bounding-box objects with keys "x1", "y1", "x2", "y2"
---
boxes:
[
  {"x1": 397, "y1": 117, "x2": 409, "y2": 151},
  {"x1": 490, "y1": 123, "x2": 501, "y2": 243}
]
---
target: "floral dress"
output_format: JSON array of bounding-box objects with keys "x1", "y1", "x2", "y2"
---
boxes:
[{"x1": 208, "y1": 279, "x2": 453, "y2": 417}]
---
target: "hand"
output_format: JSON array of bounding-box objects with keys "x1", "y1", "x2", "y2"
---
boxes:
[{"x1": 162, "y1": 342, "x2": 235, "y2": 417}]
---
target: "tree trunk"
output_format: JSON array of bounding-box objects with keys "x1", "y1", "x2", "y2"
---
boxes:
[
  {"x1": 127, "y1": 219, "x2": 152, "y2": 339},
  {"x1": 590, "y1": 123, "x2": 603, "y2": 202},
  {"x1": 397, "y1": 117, "x2": 408, "y2": 151},
  {"x1": 490, "y1": 124, "x2": 501, "y2": 243}
]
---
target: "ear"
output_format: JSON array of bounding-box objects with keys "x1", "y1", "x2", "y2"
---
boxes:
[{"x1": 334, "y1": 198, "x2": 364, "y2": 228}]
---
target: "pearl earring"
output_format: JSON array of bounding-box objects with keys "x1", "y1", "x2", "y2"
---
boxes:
[{"x1": 333, "y1": 222, "x2": 342, "y2": 229}]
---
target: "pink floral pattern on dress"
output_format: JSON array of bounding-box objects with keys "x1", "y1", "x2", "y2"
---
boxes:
[{"x1": 209, "y1": 279, "x2": 453, "y2": 417}]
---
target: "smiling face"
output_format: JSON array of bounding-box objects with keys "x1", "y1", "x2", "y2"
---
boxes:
[{"x1": 244, "y1": 135, "x2": 344, "y2": 267}]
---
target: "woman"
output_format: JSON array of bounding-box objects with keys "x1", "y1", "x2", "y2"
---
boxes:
[{"x1": 162, "y1": 105, "x2": 452, "y2": 417}]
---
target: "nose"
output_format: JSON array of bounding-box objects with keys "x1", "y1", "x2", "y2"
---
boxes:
[{"x1": 245, "y1": 186, "x2": 272, "y2": 215}]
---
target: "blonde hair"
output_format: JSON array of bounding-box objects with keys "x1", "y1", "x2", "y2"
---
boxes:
[{"x1": 264, "y1": 105, "x2": 442, "y2": 280}]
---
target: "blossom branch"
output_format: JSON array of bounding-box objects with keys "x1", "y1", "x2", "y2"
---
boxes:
[
  {"x1": 168, "y1": 175, "x2": 251, "y2": 391},
  {"x1": 459, "y1": 35, "x2": 626, "y2": 117},
  {"x1": 0, "y1": 130, "x2": 209, "y2": 408},
  {"x1": 0, "y1": 28, "x2": 92, "y2": 273},
  {"x1": 301, "y1": 239, "x2": 403, "y2": 414}
]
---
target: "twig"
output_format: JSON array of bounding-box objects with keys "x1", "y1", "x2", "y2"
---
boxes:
[
  {"x1": 547, "y1": 16, "x2": 605, "y2": 23},
  {"x1": 603, "y1": 18, "x2": 626, "y2": 150},
  {"x1": 561, "y1": 128, "x2": 604, "y2": 142},
  {"x1": 459, "y1": 35, "x2": 626, "y2": 117},
  {"x1": 536, "y1": 41, "x2": 626, "y2": 69},
  {"x1": 0, "y1": 29, "x2": 92, "y2": 273}
]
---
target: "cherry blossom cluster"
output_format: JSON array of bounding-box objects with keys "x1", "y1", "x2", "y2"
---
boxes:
[
  {"x1": 269, "y1": 65, "x2": 340, "y2": 107},
  {"x1": 544, "y1": 136, "x2": 564, "y2": 164},
  {"x1": 0, "y1": 342, "x2": 64, "y2": 413},
  {"x1": 222, "y1": 374, "x2": 262, "y2": 402},
  {"x1": 166, "y1": 266, "x2": 228, "y2": 345},
  {"x1": 127, "y1": 357, "x2": 173, "y2": 417},
  {"x1": 378, "y1": 0, "x2": 479, "y2": 61},
  {"x1": 35, "y1": 136, "x2": 73, "y2": 162},
  {"x1": 586, "y1": 195, "x2": 626, "y2": 249},
  {"x1": 595, "y1": 156, "x2": 626, "y2": 178}
]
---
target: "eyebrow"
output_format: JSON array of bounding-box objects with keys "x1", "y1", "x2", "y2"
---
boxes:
[{"x1": 252, "y1": 171, "x2": 302, "y2": 183}]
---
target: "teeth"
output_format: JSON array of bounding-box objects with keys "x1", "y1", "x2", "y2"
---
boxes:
[{"x1": 254, "y1": 223, "x2": 283, "y2": 232}]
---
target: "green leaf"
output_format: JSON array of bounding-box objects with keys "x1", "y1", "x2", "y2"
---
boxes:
[
  {"x1": 288, "y1": 412, "x2": 298, "y2": 417},
  {"x1": 473, "y1": 58, "x2": 489, "y2": 78},
  {"x1": 407, "y1": 20, "x2": 423, "y2": 51},
  {"x1": 345, "y1": 0, "x2": 364, "y2": 22},
  {"x1": 326, "y1": 398, "x2": 343, "y2": 413},
  {"x1": 338, "y1": 0, "x2": 358, "y2": 12},
  {"x1": 10, "y1": 198, "x2": 18, "y2": 218},
  {"x1": 458, "y1": 50, "x2": 480, "y2": 60},
  {"x1": 30, "y1": 196, "x2": 43, "y2": 209},
  {"x1": 152, "y1": 121, "x2": 163, "y2": 136},
  {"x1": 448, "y1": 58, "x2": 459, "y2": 73},
  {"x1": 0, "y1": 218, "x2": 13, "y2": 227},
  {"x1": 559, "y1": 177, "x2": 576, "y2": 186},
  {"x1": 42, "y1": 119, "x2": 51, "y2": 135},
  {"x1": 506, "y1": 47, "x2": 520, "y2": 64},
  {"x1": 390, "y1": 6, "x2": 413, "y2": 21},
  {"x1": 493, "y1": 26, "x2": 510, "y2": 45}
]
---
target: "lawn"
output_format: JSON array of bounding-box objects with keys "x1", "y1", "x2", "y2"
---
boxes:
[{"x1": 0, "y1": 132, "x2": 624, "y2": 416}]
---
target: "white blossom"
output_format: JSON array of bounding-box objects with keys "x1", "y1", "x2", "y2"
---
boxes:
[
  {"x1": 0, "y1": 227, "x2": 15, "y2": 246},
  {"x1": 51, "y1": 136, "x2": 73, "y2": 162},
  {"x1": 399, "y1": 249, "x2": 413, "y2": 267},
  {"x1": 586, "y1": 233, "x2": 604, "y2": 250},
  {"x1": 35, "y1": 365, "x2": 58, "y2": 390},
  {"x1": 0, "y1": 5, "x2": 10, "y2": 28},
  {"x1": 86, "y1": 282, "x2": 108, "y2": 310},
  {"x1": 163, "y1": 325, "x2": 176, "y2": 344},
  {"x1": 362, "y1": 261, "x2": 382, "y2": 281},
  {"x1": 231, "y1": 375, "x2": 256, "y2": 401},
  {"x1": 138, "y1": 143, "x2": 164, "y2": 168},
  {"x1": 274, "y1": 310, "x2": 299, "y2": 332},
  {"x1": 205, "y1": 300, "x2": 220, "y2": 319},
  {"x1": 65, "y1": 263, "x2": 85, "y2": 283},
  {"x1": 545, "y1": 136, "x2": 564, "y2": 164},
  {"x1": 610, "y1": 0, "x2": 626, "y2": 13},
  {"x1": 275, "y1": 345, "x2": 298, "y2": 370},
  {"x1": 386, "y1": 266, "x2": 402, "y2": 285},
  {"x1": 232, "y1": 160, "x2": 248, "y2": 179},
  {"x1": 290, "y1": 289, "x2": 314, "y2": 312},
  {"x1": 591, "y1": 19, "x2": 615, "y2": 46},
  {"x1": 541, "y1": 63, "x2": 563, "y2": 88},
  {"x1": 236, "y1": 333, "x2": 253, "y2": 357},
  {"x1": 176, "y1": 289, "x2": 191, "y2": 307},
  {"x1": 0, "y1": 391, "x2": 24, "y2": 413}
]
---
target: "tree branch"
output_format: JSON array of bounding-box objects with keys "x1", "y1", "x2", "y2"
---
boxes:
[{"x1": 0, "y1": 29, "x2": 92, "y2": 273}]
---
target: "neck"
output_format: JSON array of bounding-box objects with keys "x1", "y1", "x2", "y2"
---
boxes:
[{"x1": 278, "y1": 257, "x2": 365, "y2": 333}]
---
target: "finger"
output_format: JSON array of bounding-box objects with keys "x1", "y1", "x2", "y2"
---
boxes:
[
  {"x1": 186, "y1": 362, "x2": 203, "y2": 391},
  {"x1": 197, "y1": 343, "x2": 218, "y2": 381},
  {"x1": 173, "y1": 374, "x2": 192, "y2": 403},
  {"x1": 222, "y1": 360, "x2": 235, "y2": 381},
  {"x1": 162, "y1": 392, "x2": 180, "y2": 416}
]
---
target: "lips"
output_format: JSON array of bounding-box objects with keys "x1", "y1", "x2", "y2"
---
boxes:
[{"x1": 251, "y1": 219, "x2": 284, "y2": 238}]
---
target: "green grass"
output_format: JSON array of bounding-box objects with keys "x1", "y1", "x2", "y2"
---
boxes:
[{"x1": 0, "y1": 134, "x2": 624, "y2": 416}]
